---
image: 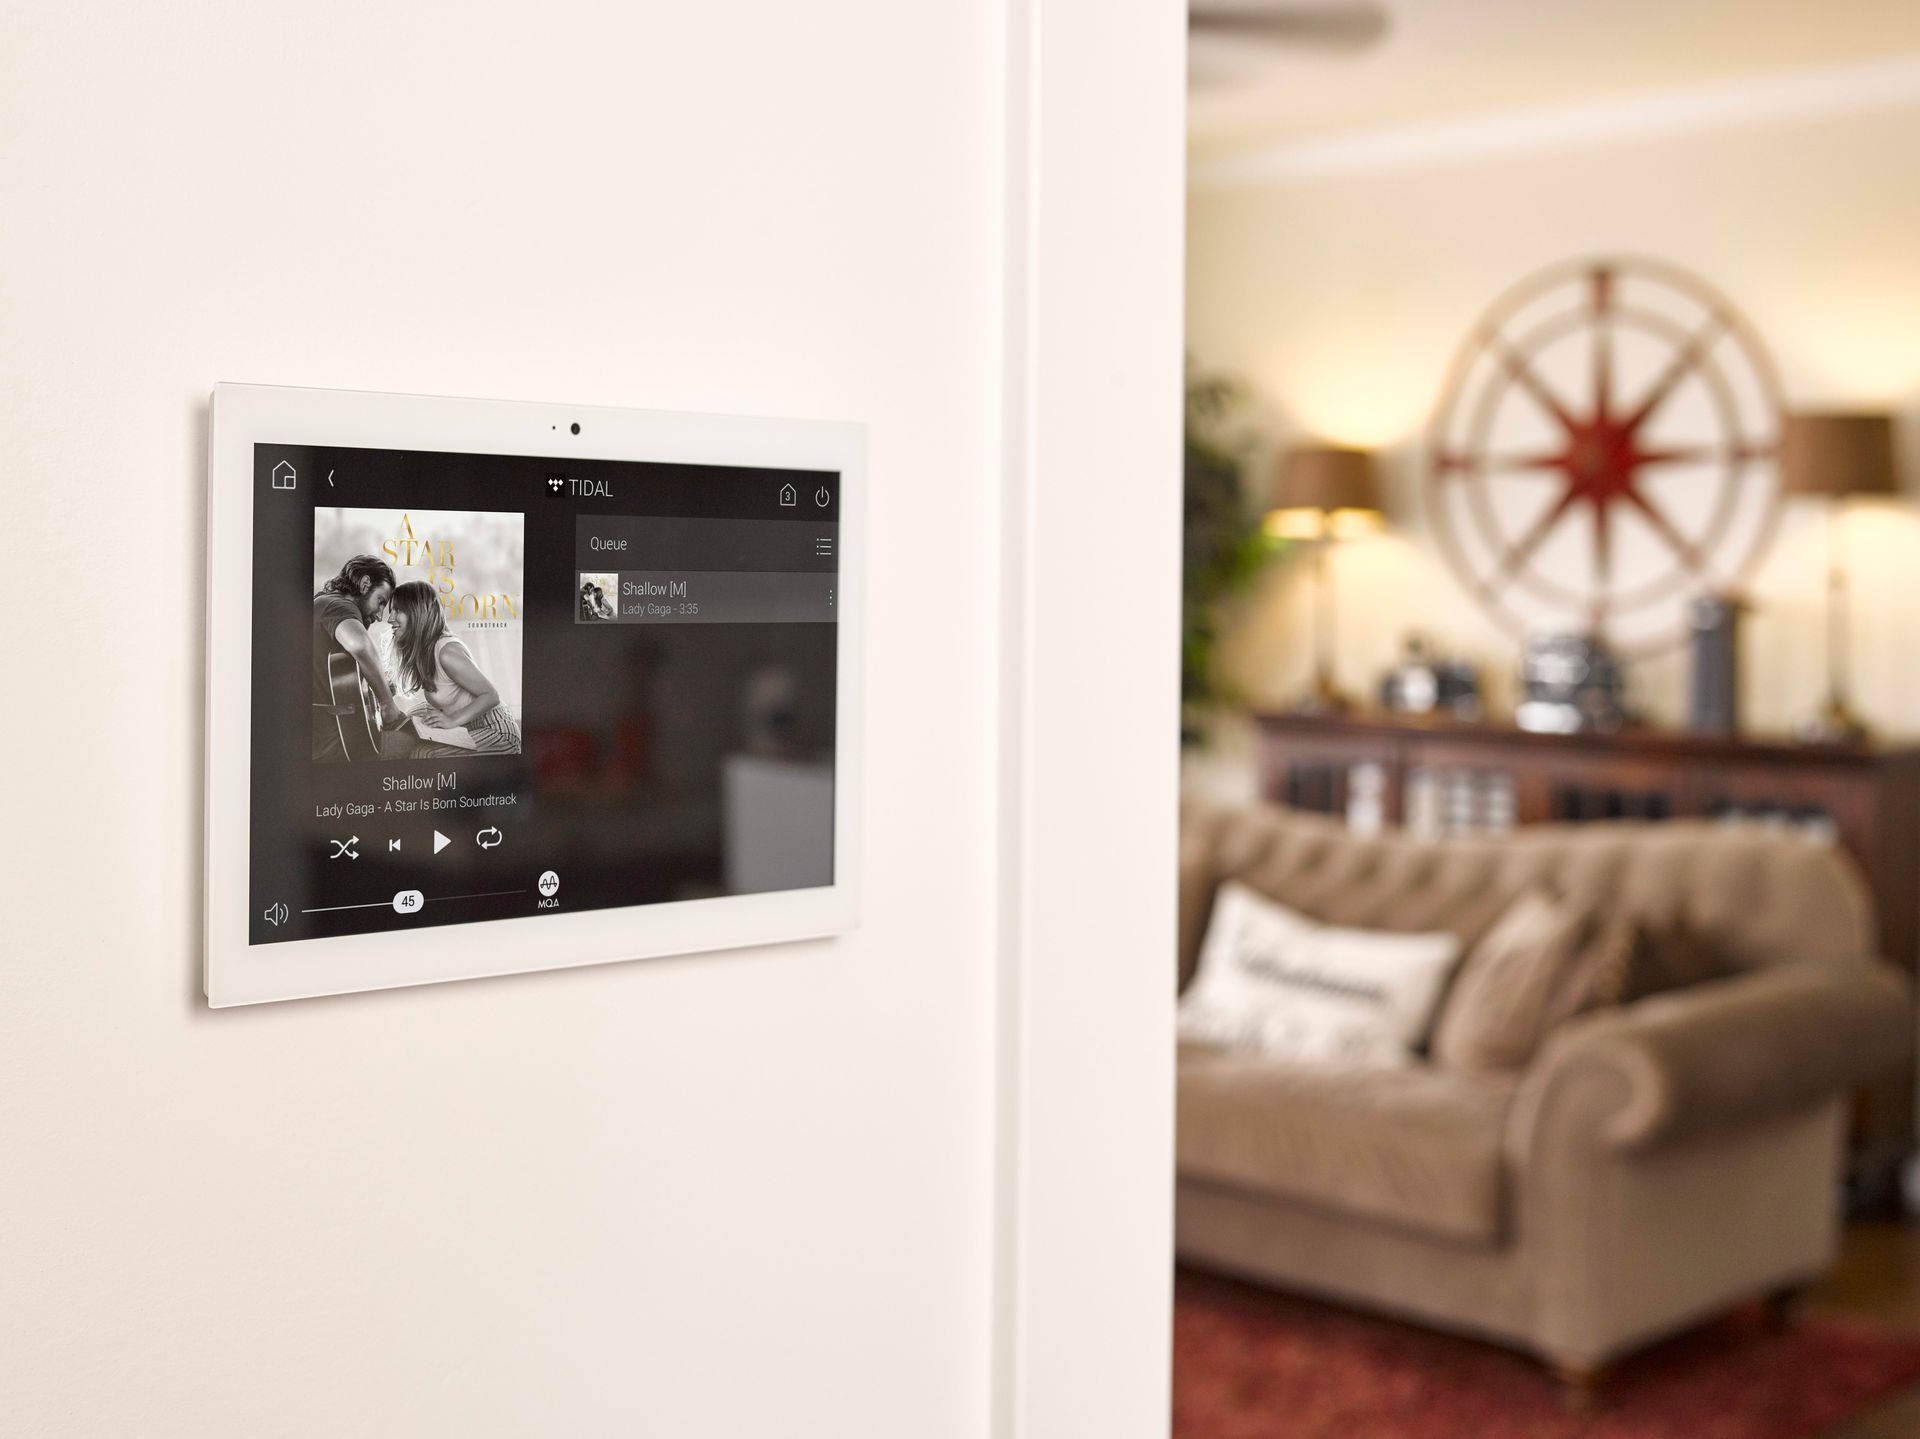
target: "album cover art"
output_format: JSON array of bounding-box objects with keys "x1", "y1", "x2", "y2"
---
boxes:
[
  {"x1": 312, "y1": 507, "x2": 525, "y2": 764},
  {"x1": 577, "y1": 571, "x2": 619, "y2": 622}
]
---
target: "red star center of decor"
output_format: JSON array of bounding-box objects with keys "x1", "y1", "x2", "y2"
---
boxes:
[
  {"x1": 1520, "y1": 406, "x2": 1714, "y2": 600},
  {"x1": 1563, "y1": 418, "x2": 1639, "y2": 501}
]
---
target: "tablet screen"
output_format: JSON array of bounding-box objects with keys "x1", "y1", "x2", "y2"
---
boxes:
[{"x1": 249, "y1": 443, "x2": 839, "y2": 945}]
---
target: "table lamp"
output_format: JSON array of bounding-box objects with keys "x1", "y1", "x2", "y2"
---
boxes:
[
  {"x1": 1266, "y1": 445, "x2": 1382, "y2": 712},
  {"x1": 1779, "y1": 411, "x2": 1898, "y2": 742}
]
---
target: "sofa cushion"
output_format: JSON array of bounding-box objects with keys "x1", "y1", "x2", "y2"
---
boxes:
[
  {"x1": 1179, "y1": 882, "x2": 1463, "y2": 1066},
  {"x1": 1432, "y1": 888, "x2": 1637, "y2": 1073},
  {"x1": 1177, "y1": 1042, "x2": 1515, "y2": 1245},
  {"x1": 1615, "y1": 920, "x2": 1727, "y2": 1003}
]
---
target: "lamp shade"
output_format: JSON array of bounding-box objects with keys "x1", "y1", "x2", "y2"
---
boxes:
[
  {"x1": 1779, "y1": 412, "x2": 1898, "y2": 499},
  {"x1": 1270, "y1": 445, "x2": 1381, "y2": 515}
]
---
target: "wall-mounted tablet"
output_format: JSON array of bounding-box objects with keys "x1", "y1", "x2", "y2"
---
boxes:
[{"x1": 205, "y1": 384, "x2": 863, "y2": 1006}]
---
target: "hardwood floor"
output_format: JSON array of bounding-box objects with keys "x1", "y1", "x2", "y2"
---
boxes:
[{"x1": 1812, "y1": 1221, "x2": 1920, "y2": 1438}]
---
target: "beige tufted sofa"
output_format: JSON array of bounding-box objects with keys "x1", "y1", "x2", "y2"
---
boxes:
[{"x1": 1176, "y1": 800, "x2": 1913, "y2": 1404}]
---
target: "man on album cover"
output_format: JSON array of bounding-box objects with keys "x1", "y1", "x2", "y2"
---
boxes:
[
  {"x1": 579, "y1": 580, "x2": 616, "y2": 621},
  {"x1": 313, "y1": 555, "x2": 403, "y2": 762}
]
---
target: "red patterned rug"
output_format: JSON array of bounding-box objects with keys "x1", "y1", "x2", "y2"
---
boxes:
[{"x1": 1174, "y1": 1269, "x2": 1920, "y2": 1439}]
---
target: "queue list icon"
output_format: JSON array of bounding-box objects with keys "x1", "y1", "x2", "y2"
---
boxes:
[{"x1": 263, "y1": 901, "x2": 289, "y2": 927}]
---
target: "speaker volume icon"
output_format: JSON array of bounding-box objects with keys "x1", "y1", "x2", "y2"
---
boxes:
[{"x1": 263, "y1": 901, "x2": 289, "y2": 927}]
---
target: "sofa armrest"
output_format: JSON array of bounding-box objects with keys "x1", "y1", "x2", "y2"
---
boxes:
[{"x1": 1509, "y1": 960, "x2": 1911, "y2": 1158}]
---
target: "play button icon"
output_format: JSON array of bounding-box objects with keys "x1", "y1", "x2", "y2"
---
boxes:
[{"x1": 432, "y1": 830, "x2": 451, "y2": 855}]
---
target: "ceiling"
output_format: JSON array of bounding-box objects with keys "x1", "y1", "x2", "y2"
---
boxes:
[{"x1": 1190, "y1": 0, "x2": 1920, "y2": 154}]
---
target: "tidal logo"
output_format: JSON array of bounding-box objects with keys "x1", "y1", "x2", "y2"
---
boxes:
[{"x1": 545, "y1": 475, "x2": 567, "y2": 496}]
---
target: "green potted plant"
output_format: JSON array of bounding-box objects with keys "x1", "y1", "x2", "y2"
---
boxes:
[{"x1": 1182, "y1": 361, "x2": 1278, "y2": 746}]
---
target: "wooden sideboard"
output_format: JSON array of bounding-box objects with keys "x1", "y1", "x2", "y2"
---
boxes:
[{"x1": 1253, "y1": 711, "x2": 1920, "y2": 1207}]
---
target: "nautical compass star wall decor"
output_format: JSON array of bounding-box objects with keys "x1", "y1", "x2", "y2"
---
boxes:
[{"x1": 1426, "y1": 256, "x2": 1784, "y2": 653}]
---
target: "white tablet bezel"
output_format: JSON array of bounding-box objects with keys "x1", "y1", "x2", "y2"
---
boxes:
[{"x1": 205, "y1": 382, "x2": 864, "y2": 1007}]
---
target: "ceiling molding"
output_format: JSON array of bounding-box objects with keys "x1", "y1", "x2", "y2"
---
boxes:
[{"x1": 1191, "y1": 51, "x2": 1920, "y2": 188}]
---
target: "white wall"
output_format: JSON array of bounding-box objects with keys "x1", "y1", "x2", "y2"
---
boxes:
[
  {"x1": 993, "y1": 3, "x2": 1184, "y2": 1438},
  {"x1": 1189, "y1": 87, "x2": 1920, "y2": 733},
  {"x1": 0, "y1": 3, "x2": 1014, "y2": 1434}
]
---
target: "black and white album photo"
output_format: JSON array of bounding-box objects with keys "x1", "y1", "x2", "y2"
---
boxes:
[
  {"x1": 577, "y1": 571, "x2": 619, "y2": 622},
  {"x1": 313, "y1": 507, "x2": 525, "y2": 763}
]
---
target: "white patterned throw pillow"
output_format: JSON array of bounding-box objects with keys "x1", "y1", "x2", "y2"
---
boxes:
[{"x1": 1178, "y1": 882, "x2": 1463, "y2": 1067}]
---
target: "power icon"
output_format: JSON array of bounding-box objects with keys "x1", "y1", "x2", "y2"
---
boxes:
[{"x1": 814, "y1": 486, "x2": 831, "y2": 507}]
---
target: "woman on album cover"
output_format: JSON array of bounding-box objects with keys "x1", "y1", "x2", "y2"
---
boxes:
[
  {"x1": 577, "y1": 580, "x2": 616, "y2": 621},
  {"x1": 388, "y1": 580, "x2": 522, "y2": 755}
]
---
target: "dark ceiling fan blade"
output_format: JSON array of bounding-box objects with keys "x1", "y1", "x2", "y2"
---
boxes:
[{"x1": 1190, "y1": 2, "x2": 1390, "y2": 51}]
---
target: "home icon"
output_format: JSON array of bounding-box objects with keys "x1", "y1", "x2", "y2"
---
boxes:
[
  {"x1": 272, "y1": 460, "x2": 297, "y2": 491},
  {"x1": 778, "y1": 483, "x2": 797, "y2": 506}
]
